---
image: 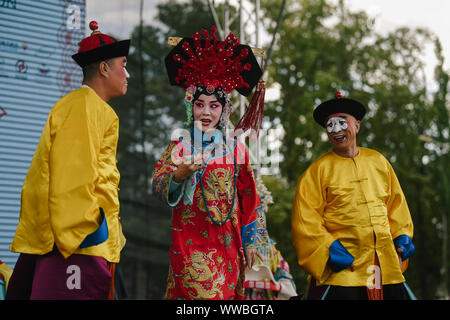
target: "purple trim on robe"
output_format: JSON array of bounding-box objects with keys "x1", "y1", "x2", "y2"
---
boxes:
[
  {"x1": 5, "y1": 253, "x2": 36, "y2": 300},
  {"x1": 6, "y1": 249, "x2": 112, "y2": 300}
]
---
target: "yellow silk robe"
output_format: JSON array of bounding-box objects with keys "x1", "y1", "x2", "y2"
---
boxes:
[
  {"x1": 291, "y1": 147, "x2": 413, "y2": 287},
  {"x1": 10, "y1": 87, "x2": 125, "y2": 262}
]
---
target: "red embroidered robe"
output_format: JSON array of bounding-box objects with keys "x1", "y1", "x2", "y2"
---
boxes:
[{"x1": 152, "y1": 137, "x2": 258, "y2": 300}]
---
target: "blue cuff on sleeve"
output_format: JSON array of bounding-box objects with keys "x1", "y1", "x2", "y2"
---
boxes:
[
  {"x1": 329, "y1": 240, "x2": 354, "y2": 272},
  {"x1": 393, "y1": 235, "x2": 415, "y2": 260},
  {"x1": 167, "y1": 177, "x2": 184, "y2": 207},
  {"x1": 80, "y1": 208, "x2": 109, "y2": 248},
  {"x1": 169, "y1": 179, "x2": 181, "y2": 193},
  {"x1": 241, "y1": 220, "x2": 257, "y2": 249}
]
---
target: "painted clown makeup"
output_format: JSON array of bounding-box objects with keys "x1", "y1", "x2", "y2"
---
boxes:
[{"x1": 326, "y1": 116, "x2": 348, "y2": 133}]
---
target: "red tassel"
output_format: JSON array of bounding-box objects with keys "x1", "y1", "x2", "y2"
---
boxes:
[{"x1": 234, "y1": 80, "x2": 266, "y2": 137}]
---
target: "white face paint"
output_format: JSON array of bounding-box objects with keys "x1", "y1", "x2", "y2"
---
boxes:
[{"x1": 326, "y1": 116, "x2": 348, "y2": 133}]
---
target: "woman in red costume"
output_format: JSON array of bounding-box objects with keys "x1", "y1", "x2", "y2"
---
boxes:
[{"x1": 152, "y1": 27, "x2": 264, "y2": 300}]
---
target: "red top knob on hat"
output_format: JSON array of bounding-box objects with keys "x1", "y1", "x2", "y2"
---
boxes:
[
  {"x1": 89, "y1": 21, "x2": 98, "y2": 31},
  {"x1": 334, "y1": 91, "x2": 342, "y2": 99},
  {"x1": 89, "y1": 21, "x2": 101, "y2": 36}
]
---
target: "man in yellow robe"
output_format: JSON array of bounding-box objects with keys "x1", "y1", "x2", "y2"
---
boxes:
[
  {"x1": 291, "y1": 92, "x2": 415, "y2": 300},
  {"x1": 6, "y1": 21, "x2": 130, "y2": 300}
]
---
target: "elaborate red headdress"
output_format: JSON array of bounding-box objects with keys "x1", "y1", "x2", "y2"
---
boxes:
[
  {"x1": 176, "y1": 27, "x2": 250, "y2": 93},
  {"x1": 165, "y1": 26, "x2": 265, "y2": 136},
  {"x1": 165, "y1": 26, "x2": 262, "y2": 97}
]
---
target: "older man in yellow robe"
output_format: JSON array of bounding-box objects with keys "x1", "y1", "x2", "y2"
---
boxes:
[
  {"x1": 291, "y1": 92, "x2": 415, "y2": 300},
  {"x1": 7, "y1": 21, "x2": 130, "y2": 300}
]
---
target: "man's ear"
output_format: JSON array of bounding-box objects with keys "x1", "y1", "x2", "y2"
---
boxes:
[
  {"x1": 354, "y1": 120, "x2": 361, "y2": 133},
  {"x1": 98, "y1": 61, "x2": 110, "y2": 78}
]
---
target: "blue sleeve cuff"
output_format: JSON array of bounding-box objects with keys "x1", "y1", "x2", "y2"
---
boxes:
[
  {"x1": 169, "y1": 179, "x2": 181, "y2": 193},
  {"x1": 241, "y1": 220, "x2": 257, "y2": 249},
  {"x1": 329, "y1": 240, "x2": 354, "y2": 272},
  {"x1": 80, "y1": 208, "x2": 109, "y2": 248},
  {"x1": 167, "y1": 178, "x2": 184, "y2": 207},
  {"x1": 393, "y1": 235, "x2": 415, "y2": 260}
]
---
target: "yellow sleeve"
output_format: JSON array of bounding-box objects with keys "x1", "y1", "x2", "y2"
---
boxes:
[
  {"x1": 385, "y1": 160, "x2": 414, "y2": 240},
  {"x1": 48, "y1": 97, "x2": 104, "y2": 258},
  {"x1": 0, "y1": 261, "x2": 13, "y2": 290},
  {"x1": 291, "y1": 164, "x2": 335, "y2": 282}
]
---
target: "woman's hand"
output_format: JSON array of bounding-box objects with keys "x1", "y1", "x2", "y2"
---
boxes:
[
  {"x1": 244, "y1": 248, "x2": 263, "y2": 270},
  {"x1": 173, "y1": 154, "x2": 206, "y2": 183}
]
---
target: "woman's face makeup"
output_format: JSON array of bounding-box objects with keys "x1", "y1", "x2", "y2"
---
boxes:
[{"x1": 193, "y1": 94, "x2": 223, "y2": 132}]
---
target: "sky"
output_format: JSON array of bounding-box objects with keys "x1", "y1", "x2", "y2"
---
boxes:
[
  {"x1": 85, "y1": 0, "x2": 159, "y2": 38},
  {"x1": 345, "y1": 0, "x2": 450, "y2": 89},
  {"x1": 85, "y1": 0, "x2": 450, "y2": 83}
]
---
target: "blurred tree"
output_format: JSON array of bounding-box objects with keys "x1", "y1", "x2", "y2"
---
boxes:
[
  {"x1": 260, "y1": 0, "x2": 449, "y2": 299},
  {"x1": 430, "y1": 37, "x2": 450, "y2": 298}
]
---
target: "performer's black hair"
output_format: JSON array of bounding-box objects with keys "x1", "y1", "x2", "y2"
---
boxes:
[{"x1": 192, "y1": 85, "x2": 227, "y2": 108}]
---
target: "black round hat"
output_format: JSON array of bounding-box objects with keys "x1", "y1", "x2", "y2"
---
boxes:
[{"x1": 313, "y1": 92, "x2": 366, "y2": 127}]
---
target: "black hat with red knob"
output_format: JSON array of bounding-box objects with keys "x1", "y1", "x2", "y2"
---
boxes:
[
  {"x1": 313, "y1": 91, "x2": 366, "y2": 127},
  {"x1": 72, "y1": 21, "x2": 130, "y2": 68}
]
